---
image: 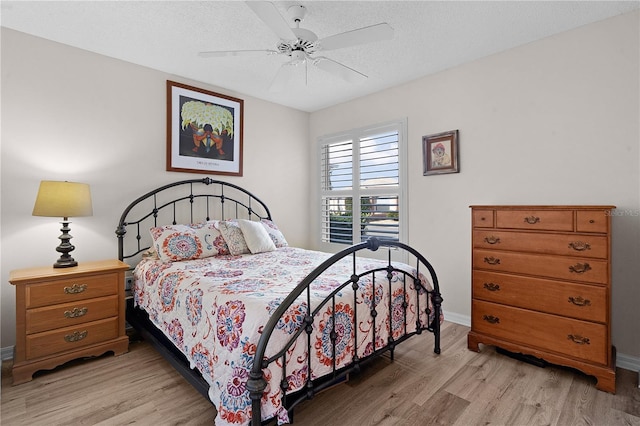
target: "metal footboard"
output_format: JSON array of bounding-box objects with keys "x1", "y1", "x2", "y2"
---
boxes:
[{"x1": 247, "y1": 237, "x2": 442, "y2": 425}]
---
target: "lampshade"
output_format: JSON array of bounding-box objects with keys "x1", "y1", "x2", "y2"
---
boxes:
[{"x1": 32, "y1": 181, "x2": 93, "y2": 218}]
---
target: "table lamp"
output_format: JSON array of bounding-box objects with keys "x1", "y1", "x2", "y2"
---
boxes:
[{"x1": 32, "y1": 181, "x2": 93, "y2": 268}]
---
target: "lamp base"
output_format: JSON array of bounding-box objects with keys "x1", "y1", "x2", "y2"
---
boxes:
[
  {"x1": 54, "y1": 219, "x2": 78, "y2": 268},
  {"x1": 53, "y1": 257, "x2": 78, "y2": 268}
]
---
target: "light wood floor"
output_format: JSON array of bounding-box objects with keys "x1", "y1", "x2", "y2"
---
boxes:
[{"x1": 2, "y1": 322, "x2": 639, "y2": 425}]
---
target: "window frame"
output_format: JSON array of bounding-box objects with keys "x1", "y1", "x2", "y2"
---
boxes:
[{"x1": 317, "y1": 118, "x2": 408, "y2": 262}]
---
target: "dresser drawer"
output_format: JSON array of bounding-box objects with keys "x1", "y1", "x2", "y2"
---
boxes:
[
  {"x1": 473, "y1": 249, "x2": 608, "y2": 284},
  {"x1": 496, "y1": 210, "x2": 573, "y2": 231},
  {"x1": 472, "y1": 300, "x2": 607, "y2": 365},
  {"x1": 576, "y1": 210, "x2": 609, "y2": 233},
  {"x1": 473, "y1": 230, "x2": 608, "y2": 259},
  {"x1": 473, "y1": 271, "x2": 607, "y2": 322},
  {"x1": 26, "y1": 295, "x2": 119, "y2": 334},
  {"x1": 473, "y1": 209, "x2": 494, "y2": 228},
  {"x1": 25, "y1": 272, "x2": 119, "y2": 308},
  {"x1": 25, "y1": 317, "x2": 119, "y2": 360}
]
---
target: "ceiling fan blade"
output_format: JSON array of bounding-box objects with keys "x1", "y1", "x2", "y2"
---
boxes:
[
  {"x1": 198, "y1": 49, "x2": 277, "y2": 58},
  {"x1": 246, "y1": 1, "x2": 297, "y2": 41},
  {"x1": 313, "y1": 57, "x2": 367, "y2": 83},
  {"x1": 318, "y1": 23, "x2": 394, "y2": 51},
  {"x1": 269, "y1": 62, "x2": 297, "y2": 92}
]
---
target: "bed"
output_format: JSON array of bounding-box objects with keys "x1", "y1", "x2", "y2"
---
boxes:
[{"x1": 116, "y1": 178, "x2": 443, "y2": 426}]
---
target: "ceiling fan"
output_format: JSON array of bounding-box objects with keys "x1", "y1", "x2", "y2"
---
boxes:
[{"x1": 198, "y1": 2, "x2": 394, "y2": 91}]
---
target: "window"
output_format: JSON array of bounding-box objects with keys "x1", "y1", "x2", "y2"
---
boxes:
[{"x1": 319, "y1": 120, "x2": 407, "y2": 250}]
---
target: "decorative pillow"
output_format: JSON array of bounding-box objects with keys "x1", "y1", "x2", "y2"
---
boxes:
[
  {"x1": 238, "y1": 219, "x2": 276, "y2": 254},
  {"x1": 260, "y1": 219, "x2": 288, "y2": 248},
  {"x1": 142, "y1": 248, "x2": 159, "y2": 259},
  {"x1": 149, "y1": 221, "x2": 229, "y2": 262},
  {"x1": 218, "y1": 220, "x2": 250, "y2": 255}
]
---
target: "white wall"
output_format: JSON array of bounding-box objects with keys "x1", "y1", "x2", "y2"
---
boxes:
[
  {"x1": 310, "y1": 11, "x2": 640, "y2": 361},
  {"x1": 2, "y1": 10, "x2": 639, "y2": 368},
  {"x1": 0, "y1": 28, "x2": 310, "y2": 349}
]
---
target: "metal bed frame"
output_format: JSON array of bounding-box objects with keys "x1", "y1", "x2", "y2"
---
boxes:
[{"x1": 116, "y1": 178, "x2": 443, "y2": 425}]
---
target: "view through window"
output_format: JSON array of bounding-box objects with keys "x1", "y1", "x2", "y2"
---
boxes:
[{"x1": 319, "y1": 120, "x2": 406, "y2": 246}]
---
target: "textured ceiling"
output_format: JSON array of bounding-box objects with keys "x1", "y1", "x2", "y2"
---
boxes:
[{"x1": 2, "y1": 1, "x2": 638, "y2": 112}]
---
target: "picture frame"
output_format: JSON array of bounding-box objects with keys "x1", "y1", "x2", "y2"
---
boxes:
[
  {"x1": 167, "y1": 80, "x2": 243, "y2": 176},
  {"x1": 422, "y1": 130, "x2": 459, "y2": 176}
]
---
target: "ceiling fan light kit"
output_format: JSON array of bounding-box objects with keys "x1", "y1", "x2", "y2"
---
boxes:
[{"x1": 199, "y1": 2, "x2": 394, "y2": 90}]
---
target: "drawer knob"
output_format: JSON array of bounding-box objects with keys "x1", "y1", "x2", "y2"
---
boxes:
[
  {"x1": 567, "y1": 334, "x2": 590, "y2": 345},
  {"x1": 483, "y1": 257, "x2": 501, "y2": 265},
  {"x1": 568, "y1": 296, "x2": 591, "y2": 307},
  {"x1": 64, "y1": 307, "x2": 88, "y2": 318},
  {"x1": 569, "y1": 263, "x2": 591, "y2": 274},
  {"x1": 64, "y1": 330, "x2": 88, "y2": 343},
  {"x1": 483, "y1": 236, "x2": 501, "y2": 245},
  {"x1": 568, "y1": 241, "x2": 591, "y2": 251},
  {"x1": 64, "y1": 284, "x2": 87, "y2": 294},
  {"x1": 482, "y1": 315, "x2": 500, "y2": 324},
  {"x1": 524, "y1": 216, "x2": 540, "y2": 224},
  {"x1": 483, "y1": 282, "x2": 501, "y2": 292}
]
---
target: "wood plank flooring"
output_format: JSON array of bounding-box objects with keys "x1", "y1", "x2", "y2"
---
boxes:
[{"x1": 2, "y1": 322, "x2": 639, "y2": 425}]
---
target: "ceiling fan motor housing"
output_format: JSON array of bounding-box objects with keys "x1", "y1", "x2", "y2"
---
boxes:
[{"x1": 287, "y1": 5, "x2": 307, "y2": 24}]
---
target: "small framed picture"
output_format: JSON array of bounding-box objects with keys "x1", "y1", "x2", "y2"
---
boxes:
[
  {"x1": 422, "y1": 130, "x2": 459, "y2": 176},
  {"x1": 167, "y1": 80, "x2": 243, "y2": 176}
]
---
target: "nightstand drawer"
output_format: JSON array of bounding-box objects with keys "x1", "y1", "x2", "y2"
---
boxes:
[
  {"x1": 26, "y1": 272, "x2": 118, "y2": 308},
  {"x1": 472, "y1": 230, "x2": 608, "y2": 259},
  {"x1": 496, "y1": 210, "x2": 573, "y2": 231},
  {"x1": 473, "y1": 271, "x2": 607, "y2": 322},
  {"x1": 472, "y1": 300, "x2": 607, "y2": 365},
  {"x1": 473, "y1": 249, "x2": 608, "y2": 284},
  {"x1": 25, "y1": 317, "x2": 119, "y2": 360},
  {"x1": 26, "y1": 295, "x2": 118, "y2": 334}
]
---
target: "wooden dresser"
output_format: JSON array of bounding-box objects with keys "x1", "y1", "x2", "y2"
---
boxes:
[
  {"x1": 10, "y1": 259, "x2": 130, "y2": 384},
  {"x1": 468, "y1": 205, "x2": 616, "y2": 393}
]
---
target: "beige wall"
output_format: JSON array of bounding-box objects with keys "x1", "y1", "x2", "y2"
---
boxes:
[
  {"x1": 2, "y1": 10, "x2": 639, "y2": 368},
  {"x1": 310, "y1": 11, "x2": 640, "y2": 363},
  {"x1": 0, "y1": 28, "x2": 310, "y2": 350}
]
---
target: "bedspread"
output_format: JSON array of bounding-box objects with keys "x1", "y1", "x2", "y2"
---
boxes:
[{"x1": 133, "y1": 246, "x2": 436, "y2": 425}]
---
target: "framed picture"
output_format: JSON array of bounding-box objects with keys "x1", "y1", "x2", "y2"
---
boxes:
[
  {"x1": 422, "y1": 130, "x2": 459, "y2": 176},
  {"x1": 167, "y1": 80, "x2": 243, "y2": 176}
]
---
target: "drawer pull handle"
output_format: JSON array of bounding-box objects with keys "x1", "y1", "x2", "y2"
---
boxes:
[
  {"x1": 524, "y1": 216, "x2": 540, "y2": 224},
  {"x1": 483, "y1": 282, "x2": 501, "y2": 292},
  {"x1": 568, "y1": 241, "x2": 591, "y2": 251},
  {"x1": 483, "y1": 236, "x2": 501, "y2": 245},
  {"x1": 64, "y1": 330, "x2": 88, "y2": 343},
  {"x1": 482, "y1": 315, "x2": 500, "y2": 324},
  {"x1": 64, "y1": 284, "x2": 87, "y2": 294},
  {"x1": 568, "y1": 296, "x2": 591, "y2": 307},
  {"x1": 64, "y1": 307, "x2": 88, "y2": 318},
  {"x1": 567, "y1": 334, "x2": 590, "y2": 345},
  {"x1": 569, "y1": 263, "x2": 591, "y2": 274},
  {"x1": 483, "y1": 257, "x2": 501, "y2": 265}
]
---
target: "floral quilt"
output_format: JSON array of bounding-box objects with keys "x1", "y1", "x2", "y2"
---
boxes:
[{"x1": 133, "y1": 246, "x2": 437, "y2": 425}]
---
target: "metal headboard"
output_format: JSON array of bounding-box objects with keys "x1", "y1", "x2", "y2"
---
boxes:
[{"x1": 115, "y1": 178, "x2": 271, "y2": 267}]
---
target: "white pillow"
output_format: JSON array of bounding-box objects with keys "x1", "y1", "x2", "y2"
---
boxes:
[{"x1": 238, "y1": 219, "x2": 276, "y2": 254}]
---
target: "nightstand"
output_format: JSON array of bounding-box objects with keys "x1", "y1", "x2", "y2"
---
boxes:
[{"x1": 9, "y1": 259, "x2": 130, "y2": 384}]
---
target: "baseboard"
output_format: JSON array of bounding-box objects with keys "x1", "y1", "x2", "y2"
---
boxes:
[
  {"x1": 616, "y1": 351, "x2": 640, "y2": 372},
  {"x1": 2, "y1": 345, "x2": 14, "y2": 361},
  {"x1": 442, "y1": 309, "x2": 471, "y2": 327},
  {"x1": 442, "y1": 311, "x2": 640, "y2": 373}
]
